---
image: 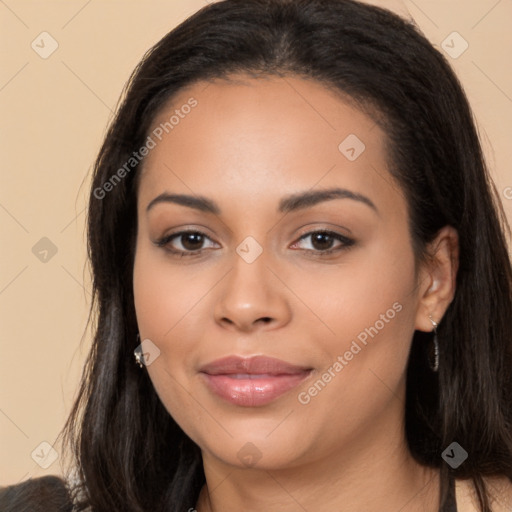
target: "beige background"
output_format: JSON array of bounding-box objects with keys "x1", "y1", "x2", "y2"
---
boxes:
[{"x1": 1, "y1": 0, "x2": 511, "y2": 485}]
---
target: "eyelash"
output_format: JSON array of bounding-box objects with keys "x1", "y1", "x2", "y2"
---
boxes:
[{"x1": 154, "y1": 229, "x2": 355, "y2": 258}]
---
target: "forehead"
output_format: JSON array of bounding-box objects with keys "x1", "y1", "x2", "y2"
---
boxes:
[{"x1": 137, "y1": 74, "x2": 394, "y2": 212}]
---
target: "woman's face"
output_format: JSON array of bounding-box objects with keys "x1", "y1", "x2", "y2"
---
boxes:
[{"x1": 133, "y1": 75, "x2": 432, "y2": 470}]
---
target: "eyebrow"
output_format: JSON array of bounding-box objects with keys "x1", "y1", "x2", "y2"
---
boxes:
[{"x1": 146, "y1": 187, "x2": 378, "y2": 215}]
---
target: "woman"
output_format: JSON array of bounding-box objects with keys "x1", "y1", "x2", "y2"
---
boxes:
[{"x1": 5, "y1": 0, "x2": 512, "y2": 510}]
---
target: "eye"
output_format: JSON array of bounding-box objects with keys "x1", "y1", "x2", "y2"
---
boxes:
[
  {"x1": 155, "y1": 230, "x2": 218, "y2": 256},
  {"x1": 154, "y1": 228, "x2": 355, "y2": 258},
  {"x1": 290, "y1": 230, "x2": 355, "y2": 255}
]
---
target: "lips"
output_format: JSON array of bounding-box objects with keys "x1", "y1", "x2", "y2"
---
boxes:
[
  {"x1": 200, "y1": 355, "x2": 311, "y2": 375},
  {"x1": 199, "y1": 355, "x2": 313, "y2": 407}
]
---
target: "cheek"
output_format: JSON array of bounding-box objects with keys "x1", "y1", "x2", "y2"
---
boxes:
[
  {"x1": 133, "y1": 240, "x2": 193, "y2": 382},
  {"x1": 133, "y1": 238, "x2": 211, "y2": 340},
  {"x1": 293, "y1": 234, "x2": 419, "y2": 411},
  {"x1": 290, "y1": 247, "x2": 418, "y2": 448},
  {"x1": 291, "y1": 234, "x2": 417, "y2": 348},
  {"x1": 133, "y1": 242, "x2": 207, "y2": 434},
  {"x1": 132, "y1": 239, "x2": 220, "y2": 386}
]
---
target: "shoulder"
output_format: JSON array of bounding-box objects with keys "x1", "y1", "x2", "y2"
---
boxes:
[
  {"x1": 455, "y1": 476, "x2": 512, "y2": 512},
  {"x1": 0, "y1": 475, "x2": 73, "y2": 511}
]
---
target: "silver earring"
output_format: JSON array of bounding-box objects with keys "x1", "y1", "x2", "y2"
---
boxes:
[
  {"x1": 428, "y1": 316, "x2": 439, "y2": 372},
  {"x1": 134, "y1": 333, "x2": 144, "y2": 368}
]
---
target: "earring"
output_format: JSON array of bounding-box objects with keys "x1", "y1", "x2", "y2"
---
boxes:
[
  {"x1": 134, "y1": 333, "x2": 144, "y2": 368},
  {"x1": 428, "y1": 316, "x2": 439, "y2": 372}
]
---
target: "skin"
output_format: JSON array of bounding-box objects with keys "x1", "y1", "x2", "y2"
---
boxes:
[{"x1": 132, "y1": 74, "x2": 459, "y2": 512}]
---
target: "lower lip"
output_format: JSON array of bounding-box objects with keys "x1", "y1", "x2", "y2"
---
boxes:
[{"x1": 200, "y1": 371, "x2": 312, "y2": 407}]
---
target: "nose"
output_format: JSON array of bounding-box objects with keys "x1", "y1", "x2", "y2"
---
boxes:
[{"x1": 213, "y1": 252, "x2": 292, "y2": 333}]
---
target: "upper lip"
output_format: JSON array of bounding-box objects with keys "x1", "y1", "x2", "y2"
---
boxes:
[{"x1": 199, "y1": 355, "x2": 312, "y2": 376}]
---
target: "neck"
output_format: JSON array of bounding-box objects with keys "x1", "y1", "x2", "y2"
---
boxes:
[{"x1": 195, "y1": 411, "x2": 440, "y2": 512}]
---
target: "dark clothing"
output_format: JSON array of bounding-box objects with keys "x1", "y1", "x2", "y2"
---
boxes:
[{"x1": 0, "y1": 475, "x2": 73, "y2": 512}]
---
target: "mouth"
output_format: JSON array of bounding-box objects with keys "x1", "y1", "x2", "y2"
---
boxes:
[{"x1": 199, "y1": 355, "x2": 313, "y2": 407}]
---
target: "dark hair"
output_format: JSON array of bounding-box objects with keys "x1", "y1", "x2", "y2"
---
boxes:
[
  {"x1": 56, "y1": 0, "x2": 512, "y2": 510},
  {"x1": 0, "y1": 475, "x2": 73, "y2": 512}
]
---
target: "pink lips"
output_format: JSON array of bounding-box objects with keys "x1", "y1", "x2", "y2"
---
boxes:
[{"x1": 199, "y1": 355, "x2": 312, "y2": 407}]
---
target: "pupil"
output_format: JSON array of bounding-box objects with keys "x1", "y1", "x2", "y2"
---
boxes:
[
  {"x1": 183, "y1": 233, "x2": 203, "y2": 250},
  {"x1": 312, "y1": 233, "x2": 333, "y2": 250}
]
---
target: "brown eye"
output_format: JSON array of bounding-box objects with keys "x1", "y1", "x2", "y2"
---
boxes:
[
  {"x1": 179, "y1": 232, "x2": 205, "y2": 251},
  {"x1": 310, "y1": 232, "x2": 336, "y2": 250},
  {"x1": 155, "y1": 230, "x2": 218, "y2": 256},
  {"x1": 291, "y1": 230, "x2": 355, "y2": 255}
]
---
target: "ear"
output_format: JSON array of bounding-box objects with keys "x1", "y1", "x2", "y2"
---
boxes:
[{"x1": 414, "y1": 225, "x2": 459, "y2": 332}]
